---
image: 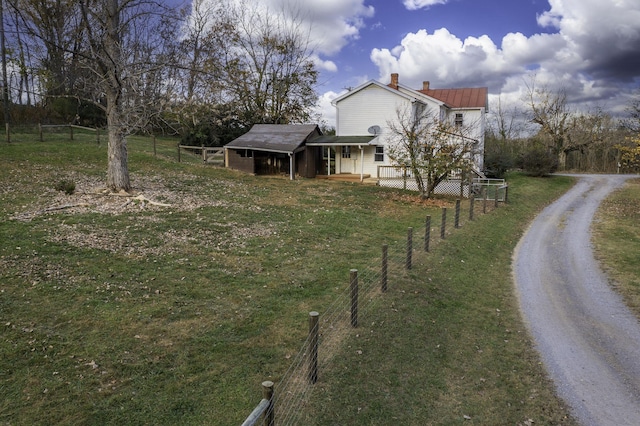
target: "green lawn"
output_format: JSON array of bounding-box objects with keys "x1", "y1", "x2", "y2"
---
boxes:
[{"x1": 1, "y1": 135, "x2": 577, "y2": 425}]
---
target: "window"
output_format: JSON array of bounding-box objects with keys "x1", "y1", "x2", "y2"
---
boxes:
[
  {"x1": 455, "y1": 113, "x2": 464, "y2": 127},
  {"x1": 374, "y1": 146, "x2": 384, "y2": 162},
  {"x1": 341, "y1": 146, "x2": 351, "y2": 158}
]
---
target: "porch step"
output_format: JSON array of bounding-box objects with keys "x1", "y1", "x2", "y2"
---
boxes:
[{"x1": 317, "y1": 173, "x2": 372, "y2": 182}]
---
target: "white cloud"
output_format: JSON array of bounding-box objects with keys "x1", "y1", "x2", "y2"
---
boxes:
[
  {"x1": 313, "y1": 90, "x2": 346, "y2": 128},
  {"x1": 369, "y1": 0, "x2": 640, "y2": 114},
  {"x1": 265, "y1": 0, "x2": 375, "y2": 57},
  {"x1": 402, "y1": 0, "x2": 448, "y2": 10}
]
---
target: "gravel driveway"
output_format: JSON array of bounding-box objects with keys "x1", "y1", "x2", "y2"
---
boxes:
[{"x1": 513, "y1": 174, "x2": 640, "y2": 426}]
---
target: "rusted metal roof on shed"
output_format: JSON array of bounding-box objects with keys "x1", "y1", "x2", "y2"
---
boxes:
[
  {"x1": 225, "y1": 124, "x2": 321, "y2": 154},
  {"x1": 418, "y1": 87, "x2": 488, "y2": 109}
]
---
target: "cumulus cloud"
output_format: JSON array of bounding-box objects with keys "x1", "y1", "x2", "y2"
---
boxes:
[
  {"x1": 403, "y1": 0, "x2": 448, "y2": 10},
  {"x1": 369, "y1": 0, "x2": 640, "y2": 111},
  {"x1": 259, "y1": 0, "x2": 375, "y2": 57}
]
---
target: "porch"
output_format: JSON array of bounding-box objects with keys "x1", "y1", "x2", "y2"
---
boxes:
[{"x1": 315, "y1": 173, "x2": 378, "y2": 185}]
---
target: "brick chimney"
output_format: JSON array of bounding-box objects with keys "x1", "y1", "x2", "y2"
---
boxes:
[
  {"x1": 390, "y1": 73, "x2": 399, "y2": 89},
  {"x1": 423, "y1": 81, "x2": 430, "y2": 91}
]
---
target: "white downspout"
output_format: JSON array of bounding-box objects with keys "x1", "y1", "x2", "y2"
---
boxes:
[
  {"x1": 289, "y1": 153, "x2": 294, "y2": 180},
  {"x1": 359, "y1": 145, "x2": 364, "y2": 182}
]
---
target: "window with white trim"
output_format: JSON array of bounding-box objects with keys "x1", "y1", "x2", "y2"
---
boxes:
[
  {"x1": 455, "y1": 113, "x2": 464, "y2": 127},
  {"x1": 374, "y1": 146, "x2": 384, "y2": 162},
  {"x1": 341, "y1": 146, "x2": 351, "y2": 158}
]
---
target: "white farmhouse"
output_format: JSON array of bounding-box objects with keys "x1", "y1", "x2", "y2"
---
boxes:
[{"x1": 309, "y1": 73, "x2": 488, "y2": 182}]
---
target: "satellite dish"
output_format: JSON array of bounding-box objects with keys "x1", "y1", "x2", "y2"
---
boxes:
[{"x1": 367, "y1": 125, "x2": 381, "y2": 135}]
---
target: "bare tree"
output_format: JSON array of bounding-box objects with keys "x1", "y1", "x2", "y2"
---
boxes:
[
  {"x1": 387, "y1": 105, "x2": 476, "y2": 199},
  {"x1": 218, "y1": 1, "x2": 318, "y2": 126},
  {"x1": 524, "y1": 78, "x2": 576, "y2": 169},
  {"x1": 76, "y1": 0, "x2": 176, "y2": 191}
]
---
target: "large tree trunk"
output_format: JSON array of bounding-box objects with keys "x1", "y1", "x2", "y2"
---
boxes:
[{"x1": 105, "y1": 88, "x2": 130, "y2": 192}]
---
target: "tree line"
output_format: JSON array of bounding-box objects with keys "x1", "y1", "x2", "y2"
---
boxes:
[
  {"x1": 1, "y1": 0, "x2": 319, "y2": 190},
  {"x1": 484, "y1": 78, "x2": 640, "y2": 177}
]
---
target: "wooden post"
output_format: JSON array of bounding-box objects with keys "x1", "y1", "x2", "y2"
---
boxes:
[
  {"x1": 96, "y1": 128, "x2": 100, "y2": 145},
  {"x1": 454, "y1": 199, "x2": 461, "y2": 229},
  {"x1": 308, "y1": 311, "x2": 319, "y2": 384},
  {"x1": 39, "y1": 123, "x2": 43, "y2": 142},
  {"x1": 177, "y1": 143, "x2": 181, "y2": 162},
  {"x1": 406, "y1": 227, "x2": 413, "y2": 270},
  {"x1": 469, "y1": 195, "x2": 475, "y2": 221},
  {"x1": 5, "y1": 123, "x2": 9, "y2": 143},
  {"x1": 504, "y1": 185, "x2": 509, "y2": 203},
  {"x1": 424, "y1": 215, "x2": 431, "y2": 252},
  {"x1": 381, "y1": 244, "x2": 388, "y2": 292},
  {"x1": 262, "y1": 381, "x2": 274, "y2": 426},
  {"x1": 153, "y1": 134, "x2": 157, "y2": 157},
  {"x1": 202, "y1": 144, "x2": 206, "y2": 163},
  {"x1": 483, "y1": 187, "x2": 488, "y2": 214},
  {"x1": 69, "y1": 125, "x2": 73, "y2": 141},
  {"x1": 440, "y1": 207, "x2": 447, "y2": 239},
  {"x1": 350, "y1": 269, "x2": 358, "y2": 328},
  {"x1": 494, "y1": 187, "x2": 499, "y2": 208}
]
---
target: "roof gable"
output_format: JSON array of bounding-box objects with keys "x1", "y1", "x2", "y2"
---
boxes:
[
  {"x1": 332, "y1": 80, "x2": 418, "y2": 106},
  {"x1": 225, "y1": 124, "x2": 320, "y2": 154}
]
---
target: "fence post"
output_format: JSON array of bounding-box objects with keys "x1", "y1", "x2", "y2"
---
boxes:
[
  {"x1": 504, "y1": 185, "x2": 509, "y2": 203},
  {"x1": 406, "y1": 227, "x2": 413, "y2": 270},
  {"x1": 202, "y1": 144, "x2": 206, "y2": 163},
  {"x1": 381, "y1": 244, "x2": 388, "y2": 292},
  {"x1": 494, "y1": 188, "x2": 499, "y2": 208},
  {"x1": 350, "y1": 269, "x2": 358, "y2": 328},
  {"x1": 177, "y1": 142, "x2": 181, "y2": 162},
  {"x1": 440, "y1": 207, "x2": 447, "y2": 239},
  {"x1": 469, "y1": 195, "x2": 475, "y2": 221},
  {"x1": 308, "y1": 311, "x2": 319, "y2": 384},
  {"x1": 96, "y1": 128, "x2": 100, "y2": 145},
  {"x1": 153, "y1": 134, "x2": 157, "y2": 157},
  {"x1": 5, "y1": 123, "x2": 9, "y2": 143},
  {"x1": 69, "y1": 125, "x2": 73, "y2": 141},
  {"x1": 424, "y1": 215, "x2": 431, "y2": 252},
  {"x1": 262, "y1": 381, "x2": 274, "y2": 426},
  {"x1": 483, "y1": 187, "x2": 488, "y2": 214},
  {"x1": 454, "y1": 199, "x2": 461, "y2": 229}
]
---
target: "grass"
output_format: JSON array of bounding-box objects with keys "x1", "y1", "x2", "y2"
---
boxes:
[
  {"x1": 592, "y1": 178, "x2": 640, "y2": 318},
  {"x1": 1, "y1": 133, "x2": 577, "y2": 425}
]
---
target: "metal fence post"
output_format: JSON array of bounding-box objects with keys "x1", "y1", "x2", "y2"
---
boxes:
[
  {"x1": 350, "y1": 269, "x2": 358, "y2": 328},
  {"x1": 454, "y1": 199, "x2": 461, "y2": 229},
  {"x1": 424, "y1": 215, "x2": 431, "y2": 252},
  {"x1": 381, "y1": 244, "x2": 388, "y2": 292},
  {"x1": 406, "y1": 227, "x2": 413, "y2": 270},
  {"x1": 483, "y1": 187, "x2": 488, "y2": 214},
  {"x1": 262, "y1": 381, "x2": 274, "y2": 426},
  {"x1": 308, "y1": 311, "x2": 319, "y2": 384},
  {"x1": 440, "y1": 207, "x2": 447, "y2": 239}
]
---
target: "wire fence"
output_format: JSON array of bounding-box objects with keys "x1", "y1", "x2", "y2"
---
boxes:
[{"x1": 241, "y1": 186, "x2": 509, "y2": 426}]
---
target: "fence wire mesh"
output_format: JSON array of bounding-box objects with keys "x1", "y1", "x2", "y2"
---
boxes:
[{"x1": 246, "y1": 190, "x2": 507, "y2": 425}]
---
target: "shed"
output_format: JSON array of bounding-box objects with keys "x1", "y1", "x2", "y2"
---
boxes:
[{"x1": 224, "y1": 124, "x2": 323, "y2": 179}]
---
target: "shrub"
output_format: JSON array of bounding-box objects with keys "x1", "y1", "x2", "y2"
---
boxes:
[
  {"x1": 483, "y1": 149, "x2": 514, "y2": 179},
  {"x1": 54, "y1": 179, "x2": 76, "y2": 195},
  {"x1": 517, "y1": 147, "x2": 558, "y2": 177}
]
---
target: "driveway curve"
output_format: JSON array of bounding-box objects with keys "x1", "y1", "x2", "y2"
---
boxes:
[{"x1": 513, "y1": 174, "x2": 640, "y2": 426}]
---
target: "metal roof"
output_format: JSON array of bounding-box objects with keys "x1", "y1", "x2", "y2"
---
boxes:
[
  {"x1": 418, "y1": 87, "x2": 488, "y2": 110},
  {"x1": 225, "y1": 124, "x2": 321, "y2": 154}
]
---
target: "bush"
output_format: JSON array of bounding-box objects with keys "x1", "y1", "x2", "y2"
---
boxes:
[
  {"x1": 181, "y1": 123, "x2": 218, "y2": 147},
  {"x1": 517, "y1": 147, "x2": 559, "y2": 177},
  {"x1": 483, "y1": 149, "x2": 514, "y2": 179},
  {"x1": 54, "y1": 179, "x2": 76, "y2": 195}
]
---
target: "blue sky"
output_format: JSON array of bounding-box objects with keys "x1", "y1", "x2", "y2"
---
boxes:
[{"x1": 211, "y1": 0, "x2": 640, "y2": 127}]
